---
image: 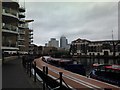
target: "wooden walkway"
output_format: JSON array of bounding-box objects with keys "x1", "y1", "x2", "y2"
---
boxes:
[{"x1": 34, "y1": 57, "x2": 120, "y2": 90}]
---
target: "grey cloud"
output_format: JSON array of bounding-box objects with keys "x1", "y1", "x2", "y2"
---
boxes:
[{"x1": 25, "y1": 2, "x2": 118, "y2": 46}]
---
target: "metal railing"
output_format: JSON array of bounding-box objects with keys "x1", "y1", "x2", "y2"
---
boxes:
[
  {"x1": 22, "y1": 57, "x2": 71, "y2": 90},
  {"x1": 19, "y1": 12, "x2": 25, "y2": 18},
  {"x1": 19, "y1": 30, "x2": 25, "y2": 34},
  {"x1": 2, "y1": 7, "x2": 18, "y2": 17},
  {"x1": 2, "y1": 23, "x2": 18, "y2": 32},
  {"x1": 19, "y1": 24, "x2": 27, "y2": 28},
  {"x1": 18, "y1": 36, "x2": 25, "y2": 40},
  {"x1": 2, "y1": 42, "x2": 17, "y2": 47}
]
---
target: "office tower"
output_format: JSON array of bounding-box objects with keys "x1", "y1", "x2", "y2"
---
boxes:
[
  {"x1": 60, "y1": 36, "x2": 68, "y2": 49},
  {"x1": 48, "y1": 38, "x2": 59, "y2": 48}
]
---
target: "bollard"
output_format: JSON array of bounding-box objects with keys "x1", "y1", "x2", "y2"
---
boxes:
[
  {"x1": 34, "y1": 62, "x2": 36, "y2": 82},
  {"x1": 59, "y1": 72, "x2": 63, "y2": 89}
]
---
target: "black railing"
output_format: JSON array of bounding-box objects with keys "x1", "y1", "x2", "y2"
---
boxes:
[{"x1": 22, "y1": 56, "x2": 71, "y2": 90}]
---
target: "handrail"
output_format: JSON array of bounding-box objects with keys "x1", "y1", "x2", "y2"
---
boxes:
[{"x1": 22, "y1": 58, "x2": 71, "y2": 90}]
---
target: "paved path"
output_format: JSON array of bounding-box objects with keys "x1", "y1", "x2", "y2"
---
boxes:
[
  {"x1": 2, "y1": 58, "x2": 42, "y2": 89},
  {"x1": 34, "y1": 57, "x2": 120, "y2": 90}
]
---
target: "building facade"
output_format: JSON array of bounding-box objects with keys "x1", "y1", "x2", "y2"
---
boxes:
[
  {"x1": 18, "y1": 2, "x2": 26, "y2": 54},
  {"x1": 60, "y1": 36, "x2": 70, "y2": 50},
  {"x1": 0, "y1": 0, "x2": 2, "y2": 63},
  {"x1": 2, "y1": 1, "x2": 20, "y2": 57},
  {"x1": 47, "y1": 38, "x2": 59, "y2": 48},
  {"x1": 24, "y1": 20, "x2": 34, "y2": 54},
  {"x1": 60, "y1": 36, "x2": 67, "y2": 48},
  {"x1": 70, "y1": 38, "x2": 120, "y2": 57},
  {"x1": 1, "y1": 0, "x2": 34, "y2": 61}
]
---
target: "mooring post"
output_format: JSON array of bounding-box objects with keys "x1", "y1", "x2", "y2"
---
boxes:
[
  {"x1": 43, "y1": 66, "x2": 46, "y2": 90},
  {"x1": 43, "y1": 66, "x2": 46, "y2": 73},
  {"x1": 34, "y1": 61, "x2": 36, "y2": 82},
  {"x1": 26, "y1": 61, "x2": 29, "y2": 74},
  {"x1": 46, "y1": 66, "x2": 48, "y2": 75},
  {"x1": 45, "y1": 66, "x2": 49, "y2": 89},
  {"x1": 59, "y1": 72, "x2": 63, "y2": 89},
  {"x1": 29, "y1": 62, "x2": 32, "y2": 77}
]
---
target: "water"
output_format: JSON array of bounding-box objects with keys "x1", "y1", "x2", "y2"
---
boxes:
[
  {"x1": 71, "y1": 58, "x2": 120, "y2": 75},
  {"x1": 72, "y1": 58, "x2": 120, "y2": 65}
]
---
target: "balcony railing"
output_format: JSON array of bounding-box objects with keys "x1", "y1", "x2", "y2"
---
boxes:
[
  {"x1": 19, "y1": 19, "x2": 25, "y2": 23},
  {"x1": 19, "y1": 12, "x2": 25, "y2": 18},
  {"x1": 19, "y1": 30, "x2": 25, "y2": 34},
  {"x1": 18, "y1": 36, "x2": 25, "y2": 41},
  {"x1": 29, "y1": 36, "x2": 33, "y2": 39},
  {"x1": 18, "y1": 24, "x2": 27, "y2": 28},
  {"x1": 2, "y1": 23, "x2": 18, "y2": 32},
  {"x1": 2, "y1": 7, "x2": 18, "y2": 17},
  {"x1": 29, "y1": 40, "x2": 33, "y2": 43},
  {"x1": 18, "y1": 41, "x2": 25, "y2": 47},
  {"x1": 29, "y1": 32, "x2": 33, "y2": 35},
  {"x1": 19, "y1": 5, "x2": 25, "y2": 12},
  {"x1": 3, "y1": 42, "x2": 17, "y2": 47}
]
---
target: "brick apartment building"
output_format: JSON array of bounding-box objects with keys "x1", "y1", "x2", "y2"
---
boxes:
[{"x1": 70, "y1": 38, "x2": 120, "y2": 57}]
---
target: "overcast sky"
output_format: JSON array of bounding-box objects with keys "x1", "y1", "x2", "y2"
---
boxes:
[{"x1": 24, "y1": 1, "x2": 118, "y2": 46}]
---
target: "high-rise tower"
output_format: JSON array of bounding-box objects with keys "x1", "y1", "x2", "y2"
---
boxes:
[{"x1": 60, "y1": 36, "x2": 68, "y2": 49}]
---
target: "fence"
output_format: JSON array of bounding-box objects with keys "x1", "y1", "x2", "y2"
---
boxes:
[{"x1": 22, "y1": 57, "x2": 71, "y2": 90}]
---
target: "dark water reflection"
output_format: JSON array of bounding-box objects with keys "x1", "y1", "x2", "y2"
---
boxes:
[
  {"x1": 72, "y1": 58, "x2": 120, "y2": 74},
  {"x1": 73, "y1": 58, "x2": 120, "y2": 65}
]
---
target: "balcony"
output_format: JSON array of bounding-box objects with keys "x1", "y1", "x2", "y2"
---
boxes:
[
  {"x1": 2, "y1": 23, "x2": 18, "y2": 34},
  {"x1": 18, "y1": 44, "x2": 25, "y2": 47},
  {"x1": 18, "y1": 24, "x2": 27, "y2": 29},
  {"x1": 19, "y1": 19, "x2": 25, "y2": 24},
  {"x1": 29, "y1": 29, "x2": 33, "y2": 32},
  {"x1": 11, "y1": 0, "x2": 19, "y2": 2},
  {"x1": 29, "y1": 36, "x2": 33, "y2": 39},
  {"x1": 3, "y1": 0, "x2": 19, "y2": 2},
  {"x1": 29, "y1": 40, "x2": 33, "y2": 43},
  {"x1": 2, "y1": 0, "x2": 19, "y2": 9},
  {"x1": 29, "y1": 32, "x2": 33, "y2": 35},
  {"x1": 29, "y1": 44, "x2": 33, "y2": 47},
  {"x1": 3, "y1": 42, "x2": 17, "y2": 47},
  {"x1": 19, "y1": 12, "x2": 25, "y2": 18},
  {"x1": 18, "y1": 41, "x2": 25, "y2": 47},
  {"x1": 2, "y1": 7, "x2": 18, "y2": 19},
  {"x1": 18, "y1": 36, "x2": 25, "y2": 41},
  {"x1": 2, "y1": 42, "x2": 19, "y2": 50},
  {"x1": 19, "y1": 6, "x2": 25, "y2": 12},
  {"x1": 19, "y1": 30, "x2": 25, "y2": 35}
]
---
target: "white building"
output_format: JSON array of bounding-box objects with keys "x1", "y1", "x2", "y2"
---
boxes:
[{"x1": 70, "y1": 38, "x2": 120, "y2": 57}]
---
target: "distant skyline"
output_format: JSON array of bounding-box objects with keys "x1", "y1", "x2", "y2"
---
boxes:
[{"x1": 24, "y1": 1, "x2": 118, "y2": 46}]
